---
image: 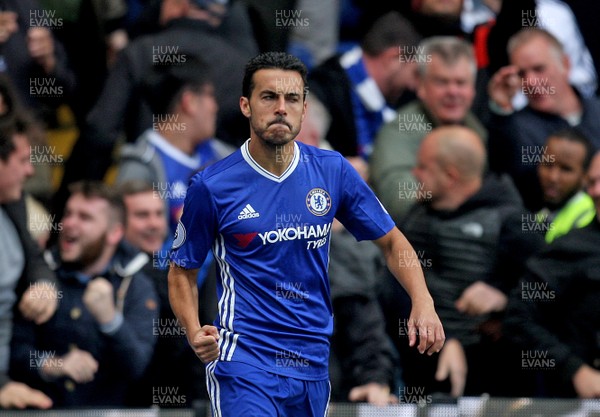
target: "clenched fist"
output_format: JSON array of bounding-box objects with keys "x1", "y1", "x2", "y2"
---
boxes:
[
  {"x1": 83, "y1": 278, "x2": 116, "y2": 324},
  {"x1": 188, "y1": 325, "x2": 220, "y2": 363},
  {"x1": 19, "y1": 281, "x2": 59, "y2": 324}
]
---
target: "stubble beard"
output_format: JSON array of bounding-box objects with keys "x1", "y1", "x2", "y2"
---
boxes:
[
  {"x1": 61, "y1": 232, "x2": 108, "y2": 270},
  {"x1": 251, "y1": 115, "x2": 298, "y2": 148}
]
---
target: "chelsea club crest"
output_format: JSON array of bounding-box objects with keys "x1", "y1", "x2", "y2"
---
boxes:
[
  {"x1": 306, "y1": 188, "x2": 331, "y2": 216},
  {"x1": 172, "y1": 221, "x2": 187, "y2": 249}
]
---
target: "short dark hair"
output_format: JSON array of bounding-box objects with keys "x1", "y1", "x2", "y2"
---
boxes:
[
  {"x1": 361, "y1": 11, "x2": 421, "y2": 57},
  {"x1": 68, "y1": 181, "x2": 126, "y2": 227},
  {"x1": 143, "y1": 55, "x2": 213, "y2": 115},
  {"x1": 0, "y1": 75, "x2": 33, "y2": 162},
  {"x1": 547, "y1": 128, "x2": 595, "y2": 171},
  {"x1": 242, "y1": 52, "x2": 308, "y2": 99},
  {"x1": 0, "y1": 111, "x2": 35, "y2": 162}
]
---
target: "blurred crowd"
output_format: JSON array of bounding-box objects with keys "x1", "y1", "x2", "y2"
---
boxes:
[{"x1": 0, "y1": 0, "x2": 599, "y2": 409}]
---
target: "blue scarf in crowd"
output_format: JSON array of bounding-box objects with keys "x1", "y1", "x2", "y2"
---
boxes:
[{"x1": 339, "y1": 46, "x2": 396, "y2": 160}]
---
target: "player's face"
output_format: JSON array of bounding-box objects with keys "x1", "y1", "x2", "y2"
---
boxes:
[
  {"x1": 417, "y1": 55, "x2": 475, "y2": 125},
  {"x1": 240, "y1": 69, "x2": 307, "y2": 147},
  {"x1": 510, "y1": 36, "x2": 569, "y2": 115},
  {"x1": 537, "y1": 137, "x2": 587, "y2": 206},
  {"x1": 59, "y1": 194, "x2": 113, "y2": 266},
  {"x1": 0, "y1": 134, "x2": 34, "y2": 204},
  {"x1": 124, "y1": 191, "x2": 168, "y2": 254},
  {"x1": 585, "y1": 153, "x2": 600, "y2": 214}
]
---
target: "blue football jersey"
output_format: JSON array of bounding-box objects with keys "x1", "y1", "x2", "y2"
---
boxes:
[{"x1": 170, "y1": 140, "x2": 394, "y2": 380}]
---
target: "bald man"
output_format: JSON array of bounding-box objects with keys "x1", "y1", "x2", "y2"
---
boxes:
[{"x1": 379, "y1": 126, "x2": 545, "y2": 399}]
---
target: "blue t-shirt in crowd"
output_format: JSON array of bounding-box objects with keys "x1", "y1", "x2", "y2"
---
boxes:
[{"x1": 147, "y1": 131, "x2": 217, "y2": 235}]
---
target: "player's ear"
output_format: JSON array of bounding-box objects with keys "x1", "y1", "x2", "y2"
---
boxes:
[
  {"x1": 301, "y1": 97, "x2": 307, "y2": 122},
  {"x1": 240, "y1": 96, "x2": 251, "y2": 118}
]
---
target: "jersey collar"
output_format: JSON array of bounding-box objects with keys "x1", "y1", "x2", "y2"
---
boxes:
[{"x1": 241, "y1": 139, "x2": 300, "y2": 183}]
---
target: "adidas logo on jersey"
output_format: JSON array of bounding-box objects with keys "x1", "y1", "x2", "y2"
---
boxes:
[{"x1": 238, "y1": 204, "x2": 260, "y2": 220}]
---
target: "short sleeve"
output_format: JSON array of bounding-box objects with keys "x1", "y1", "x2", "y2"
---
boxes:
[
  {"x1": 169, "y1": 173, "x2": 217, "y2": 269},
  {"x1": 335, "y1": 157, "x2": 395, "y2": 241}
]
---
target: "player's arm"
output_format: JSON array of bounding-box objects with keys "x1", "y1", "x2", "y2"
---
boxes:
[
  {"x1": 374, "y1": 227, "x2": 445, "y2": 355},
  {"x1": 168, "y1": 263, "x2": 219, "y2": 363}
]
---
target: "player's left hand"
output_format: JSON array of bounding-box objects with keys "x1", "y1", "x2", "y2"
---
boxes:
[
  {"x1": 407, "y1": 298, "x2": 445, "y2": 355},
  {"x1": 189, "y1": 325, "x2": 220, "y2": 363}
]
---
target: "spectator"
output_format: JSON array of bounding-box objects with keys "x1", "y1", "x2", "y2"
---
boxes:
[
  {"x1": 54, "y1": 0, "x2": 257, "y2": 216},
  {"x1": 0, "y1": 71, "x2": 53, "y2": 206},
  {"x1": 121, "y1": 180, "x2": 169, "y2": 257},
  {"x1": 504, "y1": 150, "x2": 600, "y2": 398},
  {"x1": 116, "y1": 56, "x2": 234, "y2": 245},
  {"x1": 0, "y1": 0, "x2": 75, "y2": 125},
  {"x1": 379, "y1": 126, "x2": 544, "y2": 398},
  {"x1": 371, "y1": 36, "x2": 487, "y2": 223},
  {"x1": 308, "y1": 11, "x2": 421, "y2": 161},
  {"x1": 119, "y1": 180, "x2": 208, "y2": 406},
  {"x1": 10, "y1": 181, "x2": 159, "y2": 407},
  {"x1": 0, "y1": 111, "x2": 57, "y2": 409},
  {"x1": 536, "y1": 128, "x2": 595, "y2": 243},
  {"x1": 486, "y1": 0, "x2": 597, "y2": 98},
  {"x1": 487, "y1": 27, "x2": 600, "y2": 212}
]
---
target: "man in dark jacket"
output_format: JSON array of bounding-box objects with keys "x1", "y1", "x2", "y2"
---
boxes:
[
  {"x1": 0, "y1": 112, "x2": 58, "y2": 409},
  {"x1": 10, "y1": 181, "x2": 158, "y2": 407},
  {"x1": 504, "y1": 151, "x2": 600, "y2": 398},
  {"x1": 379, "y1": 126, "x2": 544, "y2": 399}
]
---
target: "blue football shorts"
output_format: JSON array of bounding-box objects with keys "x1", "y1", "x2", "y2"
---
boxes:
[{"x1": 206, "y1": 360, "x2": 330, "y2": 417}]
